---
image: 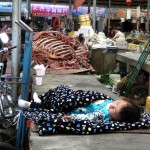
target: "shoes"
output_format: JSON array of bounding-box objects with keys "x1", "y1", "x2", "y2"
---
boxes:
[
  {"x1": 18, "y1": 99, "x2": 31, "y2": 109},
  {"x1": 33, "y1": 92, "x2": 41, "y2": 103},
  {"x1": 18, "y1": 92, "x2": 41, "y2": 109}
]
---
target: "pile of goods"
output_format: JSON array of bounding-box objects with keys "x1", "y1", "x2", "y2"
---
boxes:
[
  {"x1": 32, "y1": 31, "x2": 94, "y2": 71},
  {"x1": 126, "y1": 32, "x2": 148, "y2": 51},
  {"x1": 128, "y1": 43, "x2": 139, "y2": 51},
  {"x1": 78, "y1": 14, "x2": 91, "y2": 26}
]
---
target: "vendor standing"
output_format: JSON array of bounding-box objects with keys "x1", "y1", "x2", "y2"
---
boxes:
[{"x1": 112, "y1": 27, "x2": 125, "y2": 41}]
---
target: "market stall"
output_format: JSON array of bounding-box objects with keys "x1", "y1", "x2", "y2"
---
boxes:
[
  {"x1": 116, "y1": 52, "x2": 150, "y2": 95},
  {"x1": 2, "y1": 1, "x2": 150, "y2": 150}
]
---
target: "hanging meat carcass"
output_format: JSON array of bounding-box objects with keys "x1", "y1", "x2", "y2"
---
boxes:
[{"x1": 32, "y1": 31, "x2": 94, "y2": 72}]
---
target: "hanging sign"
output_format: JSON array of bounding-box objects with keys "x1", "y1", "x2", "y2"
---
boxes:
[
  {"x1": 32, "y1": 4, "x2": 107, "y2": 17},
  {"x1": 72, "y1": 6, "x2": 107, "y2": 17},
  {"x1": 32, "y1": 4, "x2": 69, "y2": 16},
  {"x1": 0, "y1": 2, "x2": 26, "y2": 13}
]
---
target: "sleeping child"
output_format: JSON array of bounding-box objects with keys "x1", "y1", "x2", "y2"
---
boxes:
[{"x1": 18, "y1": 92, "x2": 141, "y2": 123}]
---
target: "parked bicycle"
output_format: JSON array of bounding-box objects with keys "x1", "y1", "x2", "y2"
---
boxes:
[{"x1": 0, "y1": 32, "x2": 18, "y2": 128}]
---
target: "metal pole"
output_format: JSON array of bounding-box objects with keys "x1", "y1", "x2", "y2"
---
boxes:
[
  {"x1": 108, "y1": 0, "x2": 111, "y2": 34},
  {"x1": 12, "y1": 0, "x2": 21, "y2": 98},
  {"x1": 146, "y1": 0, "x2": 150, "y2": 32},
  {"x1": 92, "y1": 0, "x2": 96, "y2": 31},
  {"x1": 16, "y1": 21, "x2": 33, "y2": 150},
  {"x1": 26, "y1": 0, "x2": 31, "y2": 19},
  {"x1": 69, "y1": 0, "x2": 72, "y2": 15},
  {"x1": 88, "y1": 0, "x2": 91, "y2": 14}
]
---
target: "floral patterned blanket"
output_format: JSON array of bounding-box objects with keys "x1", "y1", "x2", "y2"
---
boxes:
[{"x1": 23, "y1": 85, "x2": 150, "y2": 136}]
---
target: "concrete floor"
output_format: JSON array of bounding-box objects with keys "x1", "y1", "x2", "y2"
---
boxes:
[{"x1": 30, "y1": 133, "x2": 150, "y2": 150}]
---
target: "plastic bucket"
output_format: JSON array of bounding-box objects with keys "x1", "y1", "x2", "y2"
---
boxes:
[
  {"x1": 35, "y1": 77, "x2": 43, "y2": 85},
  {"x1": 35, "y1": 68, "x2": 46, "y2": 76}
]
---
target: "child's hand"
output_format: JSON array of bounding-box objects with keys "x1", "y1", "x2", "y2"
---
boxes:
[{"x1": 62, "y1": 115, "x2": 72, "y2": 120}]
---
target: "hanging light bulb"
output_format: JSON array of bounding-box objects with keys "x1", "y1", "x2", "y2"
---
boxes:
[
  {"x1": 0, "y1": 33, "x2": 9, "y2": 44},
  {"x1": 126, "y1": 0, "x2": 132, "y2": 6}
]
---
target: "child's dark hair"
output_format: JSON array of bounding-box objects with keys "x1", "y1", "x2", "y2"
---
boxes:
[{"x1": 119, "y1": 99, "x2": 141, "y2": 123}]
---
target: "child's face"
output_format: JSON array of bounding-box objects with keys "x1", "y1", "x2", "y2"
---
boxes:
[{"x1": 109, "y1": 100, "x2": 128, "y2": 121}]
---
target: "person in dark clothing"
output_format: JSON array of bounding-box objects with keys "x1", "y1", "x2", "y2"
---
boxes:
[
  {"x1": 21, "y1": 19, "x2": 33, "y2": 44},
  {"x1": 0, "y1": 37, "x2": 7, "y2": 75},
  {"x1": 21, "y1": 16, "x2": 26, "y2": 44},
  {"x1": 103, "y1": 26, "x2": 109, "y2": 37}
]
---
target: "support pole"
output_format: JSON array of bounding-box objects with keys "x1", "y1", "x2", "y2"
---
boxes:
[
  {"x1": 146, "y1": 0, "x2": 150, "y2": 32},
  {"x1": 16, "y1": 31, "x2": 33, "y2": 150},
  {"x1": 92, "y1": 0, "x2": 96, "y2": 31},
  {"x1": 88, "y1": 0, "x2": 91, "y2": 14},
  {"x1": 16, "y1": 20, "x2": 33, "y2": 150},
  {"x1": 12, "y1": 0, "x2": 21, "y2": 98},
  {"x1": 26, "y1": 0, "x2": 31, "y2": 19},
  {"x1": 69, "y1": 0, "x2": 72, "y2": 15},
  {"x1": 108, "y1": 0, "x2": 111, "y2": 34}
]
